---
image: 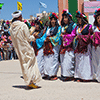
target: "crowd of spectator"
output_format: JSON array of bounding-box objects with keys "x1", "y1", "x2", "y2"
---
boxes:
[{"x1": 0, "y1": 20, "x2": 18, "y2": 61}]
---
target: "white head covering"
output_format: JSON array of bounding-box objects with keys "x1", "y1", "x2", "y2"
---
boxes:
[
  {"x1": 37, "y1": 16, "x2": 41, "y2": 20},
  {"x1": 32, "y1": 17, "x2": 35, "y2": 20},
  {"x1": 12, "y1": 11, "x2": 22, "y2": 18}
]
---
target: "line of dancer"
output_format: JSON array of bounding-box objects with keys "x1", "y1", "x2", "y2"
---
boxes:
[{"x1": 10, "y1": 8, "x2": 100, "y2": 89}]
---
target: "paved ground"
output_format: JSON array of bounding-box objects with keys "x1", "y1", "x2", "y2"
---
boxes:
[{"x1": 0, "y1": 60, "x2": 100, "y2": 100}]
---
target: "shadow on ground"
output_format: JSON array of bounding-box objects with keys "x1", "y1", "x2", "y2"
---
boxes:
[{"x1": 13, "y1": 85, "x2": 41, "y2": 90}]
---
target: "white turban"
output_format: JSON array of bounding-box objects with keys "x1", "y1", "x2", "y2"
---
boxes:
[{"x1": 12, "y1": 11, "x2": 22, "y2": 18}]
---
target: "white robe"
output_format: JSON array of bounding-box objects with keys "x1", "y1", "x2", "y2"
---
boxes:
[
  {"x1": 74, "y1": 44, "x2": 93, "y2": 80},
  {"x1": 36, "y1": 48, "x2": 45, "y2": 77},
  {"x1": 44, "y1": 45, "x2": 60, "y2": 76},
  {"x1": 43, "y1": 27, "x2": 60, "y2": 76},
  {"x1": 9, "y1": 21, "x2": 41, "y2": 85},
  {"x1": 92, "y1": 26, "x2": 100, "y2": 82},
  {"x1": 74, "y1": 27, "x2": 93, "y2": 80},
  {"x1": 60, "y1": 50, "x2": 75, "y2": 77}
]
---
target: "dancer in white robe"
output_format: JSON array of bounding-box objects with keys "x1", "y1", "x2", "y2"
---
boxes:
[
  {"x1": 91, "y1": 8, "x2": 100, "y2": 82},
  {"x1": 9, "y1": 11, "x2": 41, "y2": 88},
  {"x1": 36, "y1": 13, "x2": 61, "y2": 80},
  {"x1": 32, "y1": 19, "x2": 45, "y2": 78},
  {"x1": 60, "y1": 9, "x2": 76, "y2": 81},
  {"x1": 72, "y1": 11, "x2": 93, "y2": 82}
]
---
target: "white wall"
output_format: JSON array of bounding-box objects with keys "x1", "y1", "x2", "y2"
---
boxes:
[
  {"x1": 84, "y1": 0, "x2": 89, "y2": 1},
  {"x1": 89, "y1": 13, "x2": 95, "y2": 25}
]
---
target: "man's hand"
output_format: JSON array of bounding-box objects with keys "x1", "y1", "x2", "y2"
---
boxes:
[
  {"x1": 61, "y1": 33, "x2": 63, "y2": 37},
  {"x1": 33, "y1": 32, "x2": 39, "y2": 39},
  {"x1": 44, "y1": 37, "x2": 50, "y2": 42},
  {"x1": 30, "y1": 27, "x2": 35, "y2": 35}
]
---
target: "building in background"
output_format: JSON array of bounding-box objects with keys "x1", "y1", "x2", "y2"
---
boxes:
[
  {"x1": 58, "y1": 0, "x2": 99, "y2": 25},
  {"x1": 84, "y1": 0, "x2": 100, "y2": 24},
  {"x1": 36, "y1": 11, "x2": 52, "y2": 19}
]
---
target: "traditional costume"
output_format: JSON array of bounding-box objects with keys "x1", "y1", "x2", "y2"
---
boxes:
[
  {"x1": 91, "y1": 8, "x2": 100, "y2": 82},
  {"x1": 36, "y1": 13, "x2": 61, "y2": 80},
  {"x1": 9, "y1": 11, "x2": 41, "y2": 88},
  {"x1": 60, "y1": 9, "x2": 77, "y2": 80},
  {"x1": 32, "y1": 19, "x2": 45, "y2": 78},
  {"x1": 72, "y1": 11, "x2": 93, "y2": 81}
]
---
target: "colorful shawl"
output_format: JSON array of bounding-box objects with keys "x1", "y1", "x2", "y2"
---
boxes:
[
  {"x1": 74, "y1": 24, "x2": 92, "y2": 53},
  {"x1": 49, "y1": 26, "x2": 61, "y2": 46},
  {"x1": 60, "y1": 23, "x2": 77, "y2": 54},
  {"x1": 91, "y1": 32, "x2": 100, "y2": 48},
  {"x1": 43, "y1": 40, "x2": 54, "y2": 56},
  {"x1": 36, "y1": 26, "x2": 61, "y2": 50},
  {"x1": 36, "y1": 29, "x2": 48, "y2": 50},
  {"x1": 33, "y1": 29, "x2": 46, "y2": 56},
  {"x1": 44, "y1": 26, "x2": 61, "y2": 55},
  {"x1": 74, "y1": 35, "x2": 90, "y2": 53},
  {"x1": 62, "y1": 23, "x2": 77, "y2": 47}
]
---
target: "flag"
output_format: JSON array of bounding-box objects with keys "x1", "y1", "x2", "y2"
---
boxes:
[
  {"x1": 39, "y1": 2, "x2": 47, "y2": 8},
  {"x1": 17, "y1": 1, "x2": 22, "y2": 11},
  {"x1": 0, "y1": 3, "x2": 4, "y2": 9}
]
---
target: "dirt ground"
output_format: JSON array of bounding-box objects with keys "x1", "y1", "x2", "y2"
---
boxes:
[{"x1": 0, "y1": 60, "x2": 100, "y2": 100}]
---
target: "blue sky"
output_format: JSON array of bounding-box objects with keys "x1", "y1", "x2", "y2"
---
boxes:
[
  {"x1": 1, "y1": 0, "x2": 100, "y2": 20},
  {"x1": 0, "y1": 0, "x2": 58, "y2": 20}
]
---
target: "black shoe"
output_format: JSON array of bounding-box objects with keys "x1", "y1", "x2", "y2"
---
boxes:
[{"x1": 42, "y1": 75, "x2": 50, "y2": 80}]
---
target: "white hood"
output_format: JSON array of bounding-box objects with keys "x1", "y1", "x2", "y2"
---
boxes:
[{"x1": 9, "y1": 20, "x2": 24, "y2": 36}]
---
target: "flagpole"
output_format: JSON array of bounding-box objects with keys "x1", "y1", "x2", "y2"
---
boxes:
[{"x1": 39, "y1": 7, "x2": 40, "y2": 13}]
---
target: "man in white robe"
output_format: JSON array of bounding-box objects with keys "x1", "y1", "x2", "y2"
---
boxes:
[{"x1": 9, "y1": 11, "x2": 41, "y2": 88}]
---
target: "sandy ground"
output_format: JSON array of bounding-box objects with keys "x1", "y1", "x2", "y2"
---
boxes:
[{"x1": 0, "y1": 60, "x2": 100, "y2": 100}]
